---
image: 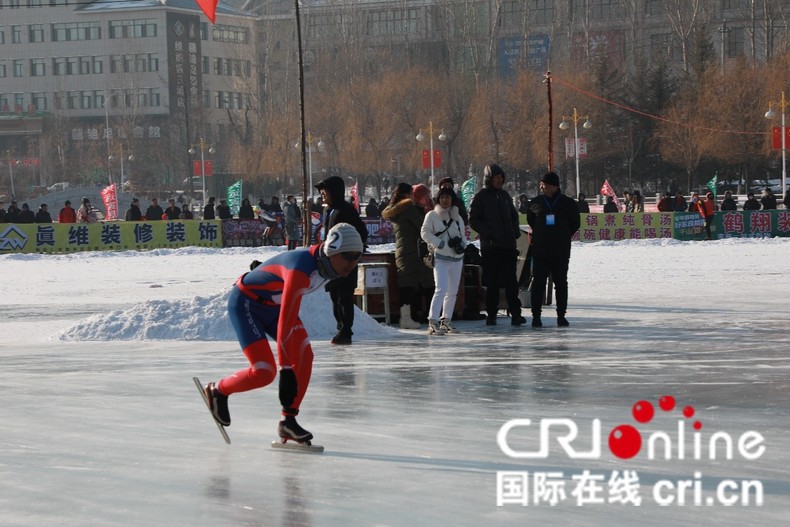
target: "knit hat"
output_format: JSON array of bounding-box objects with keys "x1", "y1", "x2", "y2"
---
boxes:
[
  {"x1": 323, "y1": 223, "x2": 363, "y2": 257},
  {"x1": 541, "y1": 172, "x2": 560, "y2": 187}
]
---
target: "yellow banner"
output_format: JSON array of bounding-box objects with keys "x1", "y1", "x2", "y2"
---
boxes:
[
  {"x1": 575, "y1": 212, "x2": 674, "y2": 242},
  {"x1": 0, "y1": 220, "x2": 223, "y2": 253}
]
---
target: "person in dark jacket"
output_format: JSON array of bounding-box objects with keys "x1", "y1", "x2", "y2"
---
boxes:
[
  {"x1": 603, "y1": 195, "x2": 619, "y2": 212},
  {"x1": 657, "y1": 192, "x2": 673, "y2": 212},
  {"x1": 527, "y1": 172, "x2": 581, "y2": 328},
  {"x1": 517, "y1": 193, "x2": 529, "y2": 214},
  {"x1": 35, "y1": 204, "x2": 52, "y2": 223},
  {"x1": 180, "y1": 203, "x2": 194, "y2": 219},
  {"x1": 145, "y1": 198, "x2": 163, "y2": 221},
  {"x1": 761, "y1": 188, "x2": 777, "y2": 210},
  {"x1": 17, "y1": 203, "x2": 36, "y2": 223},
  {"x1": 5, "y1": 201, "x2": 21, "y2": 223},
  {"x1": 577, "y1": 193, "x2": 591, "y2": 213},
  {"x1": 469, "y1": 164, "x2": 525, "y2": 326},
  {"x1": 0, "y1": 201, "x2": 5, "y2": 223},
  {"x1": 164, "y1": 198, "x2": 182, "y2": 220},
  {"x1": 365, "y1": 198, "x2": 379, "y2": 219},
  {"x1": 125, "y1": 198, "x2": 142, "y2": 221},
  {"x1": 204, "y1": 197, "x2": 216, "y2": 220},
  {"x1": 238, "y1": 198, "x2": 255, "y2": 219},
  {"x1": 784, "y1": 190, "x2": 790, "y2": 209},
  {"x1": 315, "y1": 175, "x2": 368, "y2": 345},
  {"x1": 743, "y1": 192, "x2": 761, "y2": 210},
  {"x1": 672, "y1": 192, "x2": 687, "y2": 212},
  {"x1": 720, "y1": 191, "x2": 737, "y2": 211},
  {"x1": 216, "y1": 199, "x2": 232, "y2": 220}
]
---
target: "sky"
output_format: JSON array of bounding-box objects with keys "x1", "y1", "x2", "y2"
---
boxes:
[{"x1": 1, "y1": 238, "x2": 789, "y2": 526}]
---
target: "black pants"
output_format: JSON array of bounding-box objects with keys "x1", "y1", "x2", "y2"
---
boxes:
[
  {"x1": 481, "y1": 246, "x2": 520, "y2": 317},
  {"x1": 531, "y1": 257, "x2": 569, "y2": 318},
  {"x1": 704, "y1": 215, "x2": 714, "y2": 240},
  {"x1": 327, "y1": 269, "x2": 357, "y2": 337}
]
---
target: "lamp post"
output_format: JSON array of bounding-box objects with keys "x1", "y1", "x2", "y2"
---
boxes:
[
  {"x1": 416, "y1": 121, "x2": 447, "y2": 196},
  {"x1": 295, "y1": 132, "x2": 324, "y2": 200},
  {"x1": 6, "y1": 150, "x2": 15, "y2": 200},
  {"x1": 188, "y1": 138, "x2": 215, "y2": 206},
  {"x1": 559, "y1": 108, "x2": 592, "y2": 197},
  {"x1": 765, "y1": 91, "x2": 787, "y2": 197},
  {"x1": 109, "y1": 145, "x2": 134, "y2": 192}
]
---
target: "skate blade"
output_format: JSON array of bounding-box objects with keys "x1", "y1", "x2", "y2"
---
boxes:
[
  {"x1": 271, "y1": 440, "x2": 324, "y2": 453},
  {"x1": 193, "y1": 376, "x2": 231, "y2": 445}
]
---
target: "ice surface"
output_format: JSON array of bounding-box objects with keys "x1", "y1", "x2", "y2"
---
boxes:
[{"x1": 1, "y1": 239, "x2": 789, "y2": 525}]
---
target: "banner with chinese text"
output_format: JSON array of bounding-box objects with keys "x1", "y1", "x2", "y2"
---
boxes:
[{"x1": 575, "y1": 212, "x2": 674, "y2": 242}]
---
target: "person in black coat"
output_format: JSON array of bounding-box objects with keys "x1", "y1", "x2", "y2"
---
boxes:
[
  {"x1": 720, "y1": 191, "x2": 738, "y2": 211},
  {"x1": 527, "y1": 172, "x2": 581, "y2": 328},
  {"x1": 5, "y1": 201, "x2": 21, "y2": 223},
  {"x1": 204, "y1": 197, "x2": 216, "y2": 220},
  {"x1": 238, "y1": 198, "x2": 255, "y2": 219},
  {"x1": 469, "y1": 164, "x2": 524, "y2": 326},
  {"x1": 145, "y1": 198, "x2": 164, "y2": 221},
  {"x1": 35, "y1": 204, "x2": 53, "y2": 223},
  {"x1": 216, "y1": 199, "x2": 232, "y2": 220},
  {"x1": 17, "y1": 203, "x2": 36, "y2": 223},
  {"x1": 125, "y1": 198, "x2": 142, "y2": 221},
  {"x1": 577, "y1": 193, "x2": 590, "y2": 213},
  {"x1": 761, "y1": 188, "x2": 777, "y2": 210},
  {"x1": 315, "y1": 175, "x2": 368, "y2": 345},
  {"x1": 742, "y1": 192, "x2": 761, "y2": 210},
  {"x1": 164, "y1": 199, "x2": 182, "y2": 220},
  {"x1": 603, "y1": 195, "x2": 619, "y2": 213}
]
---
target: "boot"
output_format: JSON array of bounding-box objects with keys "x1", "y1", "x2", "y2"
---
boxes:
[
  {"x1": 440, "y1": 318, "x2": 458, "y2": 333},
  {"x1": 428, "y1": 319, "x2": 446, "y2": 335},
  {"x1": 204, "y1": 382, "x2": 230, "y2": 426},
  {"x1": 399, "y1": 305, "x2": 421, "y2": 329},
  {"x1": 278, "y1": 416, "x2": 313, "y2": 443}
]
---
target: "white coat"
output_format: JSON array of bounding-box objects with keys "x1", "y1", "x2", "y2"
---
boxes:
[{"x1": 420, "y1": 204, "x2": 467, "y2": 262}]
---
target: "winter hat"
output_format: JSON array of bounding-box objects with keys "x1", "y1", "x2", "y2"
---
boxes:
[
  {"x1": 541, "y1": 172, "x2": 560, "y2": 187},
  {"x1": 323, "y1": 223, "x2": 363, "y2": 257},
  {"x1": 412, "y1": 184, "x2": 433, "y2": 212}
]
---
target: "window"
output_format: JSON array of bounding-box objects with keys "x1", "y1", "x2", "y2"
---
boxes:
[
  {"x1": 149, "y1": 88, "x2": 160, "y2": 107},
  {"x1": 645, "y1": 0, "x2": 662, "y2": 16},
  {"x1": 0, "y1": 63, "x2": 6, "y2": 78},
  {"x1": 213, "y1": 57, "x2": 221, "y2": 75},
  {"x1": 93, "y1": 56, "x2": 103, "y2": 74},
  {"x1": 52, "y1": 57, "x2": 64, "y2": 75},
  {"x1": 202, "y1": 55, "x2": 209, "y2": 74},
  {"x1": 81, "y1": 91, "x2": 92, "y2": 109},
  {"x1": 52, "y1": 22, "x2": 101, "y2": 42},
  {"x1": 727, "y1": 26, "x2": 745, "y2": 57},
  {"x1": 499, "y1": 1, "x2": 526, "y2": 28},
  {"x1": 28, "y1": 0, "x2": 44, "y2": 6},
  {"x1": 29, "y1": 24, "x2": 45, "y2": 43},
  {"x1": 12, "y1": 25, "x2": 22, "y2": 43},
  {"x1": 0, "y1": 28, "x2": 5, "y2": 45},
  {"x1": 532, "y1": 0, "x2": 553, "y2": 25},
  {"x1": 30, "y1": 58, "x2": 45, "y2": 76},
  {"x1": 66, "y1": 56, "x2": 78, "y2": 75},
  {"x1": 15, "y1": 94, "x2": 25, "y2": 107},
  {"x1": 31, "y1": 92, "x2": 47, "y2": 110},
  {"x1": 109, "y1": 19, "x2": 157, "y2": 39},
  {"x1": 367, "y1": 9, "x2": 418, "y2": 36},
  {"x1": 212, "y1": 24, "x2": 248, "y2": 44},
  {"x1": 200, "y1": 22, "x2": 208, "y2": 40},
  {"x1": 79, "y1": 56, "x2": 91, "y2": 74},
  {"x1": 13, "y1": 59, "x2": 23, "y2": 77}
]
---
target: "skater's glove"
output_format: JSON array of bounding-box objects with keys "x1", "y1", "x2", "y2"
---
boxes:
[{"x1": 278, "y1": 368, "x2": 298, "y2": 409}]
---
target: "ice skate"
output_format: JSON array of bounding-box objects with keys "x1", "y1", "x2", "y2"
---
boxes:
[
  {"x1": 272, "y1": 416, "x2": 324, "y2": 453},
  {"x1": 193, "y1": 377, "x2": 231, "y2": 444},
  {"x1": 428, "y1": 319, "x2": 446, "y2": 335},
  {"x1": 204, "y1": 381, "x2": 231, "y2": 426},
  {"x1": 439, "y1": 318, "x2": 458, "y2": 333}
]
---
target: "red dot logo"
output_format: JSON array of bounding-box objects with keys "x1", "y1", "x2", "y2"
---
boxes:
[
  {"x1": 683, "y1": 405, "x2": 695, "y2": 418},
  {"x1": 632, "y1": 400, "x2": 654, "y2": 423},
  {"x1": 659, "y1": 395, "x2": 676, "y2": 411},
  {"x1": 609, "y1": 425, "x2": 642, "y2": 459}
]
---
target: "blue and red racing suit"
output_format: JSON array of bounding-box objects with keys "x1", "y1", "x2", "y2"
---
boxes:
[{"x1": 217, "y1": 244, "x2": 336, "y2": 416}]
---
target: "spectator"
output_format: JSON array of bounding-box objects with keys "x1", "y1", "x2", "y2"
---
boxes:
[
  {"x1": 180, "y1": 203, "x2": 194, "y2": 219},
  {"x1": 284, "y1": 195, "x2": 301, "y2": 250},
  {"x1": 623, "y1": 191, "x2": 633, "y2": 213},
  {"x1": 603, "y1": 195, "x2": 619, "y2": 213},
  {"x1": 421, "y1": 187, "x2": 467, "y2": 335},
  {"x1": 269, "y1": 196, "x2": 283, "y2": 214},
  {"x1": 58, "y1": 200, "x2": 76, "y2": 223},
  {"x1": 17, "y1": 203, "x2": 36, "y2": 223},
  {"x1": 315, "y1": 175, "x2": 368, "y2": 345},
  {"x1": 720, "y1": 191, "x2": 738, "y2": 211},
  {"x1": 439, "y1": 177, "x2": 468, "y2": 224},
  {"x1": 517, "y1": 194, "x2": 529, "y2": 214},
  {"x1": 164, "y1": 198, "x2": 182, "y2": 220},
  {"x1": 784, "y1": 190, "x2": 790, "y2": 209},
  {"x1": 77, "y1": 197, "x2": 98, "y2": 223},
  {"x1": 258, "y1": 198, "x2": 268, "y2": 213},
  {"x1": 204, "y1": 197, "x2": 216, "y2": 220},
  {"x1": 238, "y1": 198, "x2": 255, "y2": 219},
  {"x1": 632, "y1": 190, "x2": 644, "y2": 212},
  {"x1": 216, "y1": 199, "x2": 232, "y2": 220},
  {"x1": 145, "y1": 198, "x2": 163, "y2": 221},
  {"x1": 469, "y1": 164, "x2": 524, "y2": 326},
  {"x1": 35, "y1": 204, "x2": 52, "y2": 223},
  {"x1": 125, "y1": 198, "x2": 142, "y2": 221},
  {"x1": 689, "y1": 192, "x2": 701, "y2": 214},
  {"x1": 698, "y1": 192, "x2": 718, "y2": 240},
  {"x1": 382, "y1": 183, "x2": 435, "y2": 330},
  {"x1": 673, "y1": 192, "x2": 688, "y2": 212},
  {"x1": 365, "y1": 198, "x2": 380, "y2": 219},
  {"x1": 657, "y1": 192, "x2": 673, "y2": 212},
  {"x1": 377, "y1": 196, "x2": 389, "y2": 217},
  {"x1": 577, "y1": 193, "x2": 591, "y2": 213},
  {"x1": 0, "y1": 201, "x2": 5, "y2": 223},
  {"x1": 743, "y1": 192, "x2": 761, "y2": 211},
  {"x1": 5, "y1": 201, "x2": 21, "y2": 223},
  {"x1": 761, "y1": 188, "x2": 777, "y2": 210},
  {"x1": 311, "y1": 196, "x2": 324, "y2": 215},
  {"x1": 526, "y1": 172, "x2": 581, "y2": 328}
]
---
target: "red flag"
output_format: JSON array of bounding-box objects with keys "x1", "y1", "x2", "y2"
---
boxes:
[
  {"x1": 350, "y1": 180, "x2": 359, "y2": 211},
  {"x1": 600, "y1": 179, "x2": 622, "y2": 212},
  {"x1": 100, "y1": 184, "x2": 119, "y2": 220},
  {"x1": 195, "y1": 0, "x2": 218, "y2": 23}
]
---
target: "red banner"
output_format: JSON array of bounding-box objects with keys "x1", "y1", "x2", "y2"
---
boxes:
[
  {"x1": 600, "y1": 179, "x2": 622, "y2": 212},
  {"x1": 100, "y1": 183, "x2": 119, "y2": 221},
  {"x1": 771, "y1": 126, "x2": 790, "y2": 150},
  {"x1": 421, "y1": 149, "x2": 442, "y2": 169},
  {"x1": 195, "y1": 0, "x2": 218, "y2": 23},
  {"x1": 192, "y1": 160, "x2": 213, "y2": 176},
  {"x1": 351, "y1": 180, "x2": 360, "y2": 211}
]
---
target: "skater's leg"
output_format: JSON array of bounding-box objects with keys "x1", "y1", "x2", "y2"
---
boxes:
[
  {"x1": 277, "y1": 320, "x2": 314, "y2": 415},
  {"x1": 217, "y1": 340, "x2": 277, "y2": 395}
]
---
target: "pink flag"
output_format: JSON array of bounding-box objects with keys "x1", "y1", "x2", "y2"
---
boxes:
[
  {"x1": 600, "y1": 179, "x2": 622, "y2": 212},
  {"x1": 100, "y1": 184, "x2": 119, "y2": 220},
  {"x1": 351, "y1": 179, "x2": 359, "y2": 211}
]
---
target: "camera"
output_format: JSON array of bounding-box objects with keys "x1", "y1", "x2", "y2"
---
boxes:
[{"x1": 448, "y1": 237, "x2": 465, "y2": 254}]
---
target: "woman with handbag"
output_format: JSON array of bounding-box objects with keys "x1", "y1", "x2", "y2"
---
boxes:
[
  {"x1": 420, "y1": 187, "x2": 467, "y2": 335},
  {"x1": 382, "y1": 183, "x2": 435, "y2": 329}
]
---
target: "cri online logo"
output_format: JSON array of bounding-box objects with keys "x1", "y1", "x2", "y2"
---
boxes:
[{"x1": 498, "y1": 395, "x2": 765, "y2": 461}]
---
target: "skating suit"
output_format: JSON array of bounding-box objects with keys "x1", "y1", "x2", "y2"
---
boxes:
[{"x1": 218, "y1": 245, "x2": 328, "y2": 415}]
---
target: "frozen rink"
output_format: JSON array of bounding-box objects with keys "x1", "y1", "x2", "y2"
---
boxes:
[{"x1": 1, "y1": 239, "x2": 789, "y2": 526}]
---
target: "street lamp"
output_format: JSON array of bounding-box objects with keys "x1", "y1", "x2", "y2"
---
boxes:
[
  {"x1": 5, "y1": 150, "x2": 16, "y2": 200},
  {"x1": 559, "y1": 108, "x2": 592, "y2": 197},
  {"x1": 765, "y1": 91, "x2": 787, "y2": 197},
  {"x1": 295, "y1": 132, "x2": 324, "y2": 199},
  {"x1": 188, "y1": 138, "x2": 215, "y2": 206},
  {"x1": 416, "y1": 121, "x2": 447, "y2": 196},
  {"x1": 109, "y1": 145, "x2": 134, "y2": 192}
]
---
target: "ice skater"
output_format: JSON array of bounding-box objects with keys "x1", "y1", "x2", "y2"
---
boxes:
[{"x1": 201, "y1": 223, "x2": 364, "y2": 445}]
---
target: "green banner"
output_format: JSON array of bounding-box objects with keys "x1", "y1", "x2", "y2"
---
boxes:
[
  {"x1": 227, "y1": 180, "x2": 242, "y2": 215},
  {"x1": 714, "y1": 209, "x2": 790, "y2": 239},
  {"x1": 460, "y1": 176, "x2": 476, "y2": 209},
  {"x1": 0, "y1": 221, "x2": 223, "y2": 253}
]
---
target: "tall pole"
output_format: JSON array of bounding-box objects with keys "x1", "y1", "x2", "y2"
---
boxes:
[
  {"x1": 120, "y1": 144, "x2": 125, "y2": 192},
  {"x1": 429, "y1": 121, "x2": 435, "y2": 196},
  {"x1": 7, "y1": 150, "x2": 15, "y2": 200},
  {"x1": 104, "y1": 90, "x2": 113, "y2": 186},
  {"x1": 782, "y1": 91, "x2": 787, "y2": 197},
  {"x1": 294, "y1": 0, "x2": 310, "y2": 247},
  {"x1": 200, "y1": 138, "x2": 207, "y2": 206},
  {"x1": 573, "y1": 108, "x2": 581, "y2": 197},
  {"x1": 545, "y1": 71, "x2": 553, "y2": 172},
  {"x1": 307, "y1": 132, "x2": 314, "y2": 200}
]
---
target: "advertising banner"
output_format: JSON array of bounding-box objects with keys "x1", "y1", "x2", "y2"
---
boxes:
[{"x1": 576, "y1": 212, "x2": 674, "y2": 242}]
